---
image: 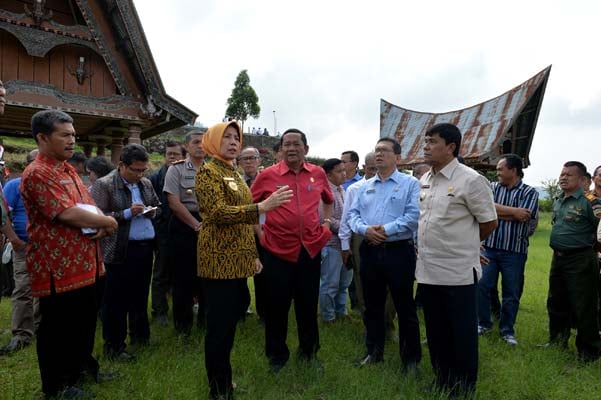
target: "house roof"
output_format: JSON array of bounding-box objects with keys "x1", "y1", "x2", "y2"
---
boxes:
[{"x1": 380, "y1": 65, "x2": 551, "y2": 169}]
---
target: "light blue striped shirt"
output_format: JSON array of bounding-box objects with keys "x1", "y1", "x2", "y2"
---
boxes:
[
  {"x1": 122, "y1": 179, "x2": 155, "y2": 241},
  {"x1": 348, "y1": 170, "x2": 420, "y2": 242}
]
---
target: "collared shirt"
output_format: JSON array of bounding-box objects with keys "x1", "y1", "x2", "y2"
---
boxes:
[
  {"x1": 484, "y1": 180, "x2": 539, "y2": 254},
  {"x1": 550, "y1": 188, "x2": 599, "y2": 250},
  {"x1": 339, "y1": 178, "x2": 366, "y2": 251},
  {"x1": 243, "y1": 172, "x2": 258, "y2": 188},
  {"x1": 252, "y1": 161, "x2": 334, "y2": 262},
  {"x1": 20, "y1": 153, "x2": 103, "y2": 297},
  {"x1": 348, "y1": 170, "x2": 419, "y2": 242},
  {"x1": 3, "y1": 177, "x2": 27, "y2": 241},
  {"x1": 149, "y1": 164, "x2": 171, "y2": 227},
  {"x1": 416, "y1": 158, "x2": 497, "y2": 286},
  {"x1": 342, "y1": 172, "x2": 362, "y2": 190},
  {"x1": 320, "y1": 181, "x2": 345, "y2": 250},
  {"x1": 163, "y1": 158, "x2": 199, "y2": 213},
  {"x1": 121, "y1": 178, "x2": 155, "y2": 241}
]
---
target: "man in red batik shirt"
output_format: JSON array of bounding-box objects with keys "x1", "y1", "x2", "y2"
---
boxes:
[
  {"x1": 21, "y1": 110, "x2": 117, "y2": 399},
  {"x1": 252, "y1": 128, "x2": 334, "y2": 373}
]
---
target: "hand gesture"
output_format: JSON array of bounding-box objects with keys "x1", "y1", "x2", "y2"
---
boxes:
[
  {"x1": 513, "y1": 208, "x2": 531, "y2": 222},
  {"x1": 259, "y1": 186, "x2": 293, "y2": 213},
  {"x1": 366, "y1": 225, "x2": 387, "y2": 245}
]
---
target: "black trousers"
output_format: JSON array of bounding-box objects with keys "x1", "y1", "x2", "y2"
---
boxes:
[
  {"x1": 204, "y1": 278, "x2": 246, "y2": 399},
  {"x1": 253, "y1": 240, "x2": 267, "y2": 320},
  {"x1": 360, "y1": 242, "x2": 421, "y2": 365},
  {"x1": 151, "y1": 222, "x2": 172, "y2": 317},
  {"x1": 169, "y1": 215, "x2": 204, "y2": 334},
  {"x1": 547, "y1": 250, "x2": 601, "y2": 358},
  {"x1": 37, "y1": 283, "x2": 98, "y2": 396},
  {"x1": 262, "y1": 247, "x2": 321, "y2": 366},
  {"x1": 420, "y1": 280, "x2": 478, "y2": 397},
  {"x1": 102, "y1": 241, "x2": 154, "y2": 352}
]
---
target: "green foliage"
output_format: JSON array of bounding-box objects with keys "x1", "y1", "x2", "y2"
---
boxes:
[
  {"x1": 4, "y1": 213, "x2": 601, "y2": 400},
  {"x1": 225, "y1": 70, "x2": 260, "y2": 131},
  {"x1": 541, "y1": 178, "x2": 561, "y2": 200},
  {"x1": 539, "y1": 198, "x2": 554, "y2": 212}
]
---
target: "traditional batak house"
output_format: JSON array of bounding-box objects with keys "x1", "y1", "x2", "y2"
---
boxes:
[
  {"x1": 380, "y1": 66, "x2": 551, "y2": 170},
  {"x1": 0, "y1": 0, "x2": 196, "y2": 164}
]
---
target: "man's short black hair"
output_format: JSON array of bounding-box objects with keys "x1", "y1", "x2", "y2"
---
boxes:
[
  {"x1": 563, "y1": 161, "x2": 587, "y2": 176},
  {"x1": 584, "y1": 171, "x2": 592, "y2": 180},
  {"x1": 185, "y1": 130, "x2": 203, "y2": 144},
  {"x1": 31, "y1": 110, "x2": 74, "y2": 143},
  {"x1": 501, "y1": 153, "x2": 524, "y2": 178},
  {"x1": 86, "y1": 156, "x2": 114, "y2": 178},
  {"x1": 425, "y1": 123, "x2": 462, "y2": 157},
  {"x1": 272, "y1": 142, "x2": 281, "y2": 153},
  {"x1": 322, "y1": 158, "x2": 343, "y2": 174},
  {"x1": 594, "y1": 165, "x2": 601, "y2": 177},
  {"x1": 280, "y1": 128, "x2": 307, "y2": 147},
  {"x1": 121, "y1": 143, "x2": 148, "y2": 166},
  {"x1": 377, "y1": 137, "x2": 402, "y2": 155},
  {"x1": 68, "y1": 152, "x2": 87, "y2": 165},
  {"x1": 165, "y1": 141, "x2": 186, "y2": 157},
  {"x1": 342, "y1": 151, "x2": 359, "y2": 163}
]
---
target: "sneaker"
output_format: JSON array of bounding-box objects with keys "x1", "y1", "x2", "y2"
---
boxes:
[
  {"x1": 502, "y1": 335, "x2": 518, "y2": 346},
  {"x1": 477, "y1": 326, "x2": 490, "y2": 336}
]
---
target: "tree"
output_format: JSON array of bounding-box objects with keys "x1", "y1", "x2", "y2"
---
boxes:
[
  {"x1": 225, "y1": 70, "x2": 260, "y2": 132},
  {"x1": 541, "y1": 178, "x2": 561, "y2": 200}
]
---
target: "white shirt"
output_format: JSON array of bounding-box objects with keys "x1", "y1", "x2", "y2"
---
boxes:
[{"x1": 339, "y1": 178, "x2": 366, "y2": 251}]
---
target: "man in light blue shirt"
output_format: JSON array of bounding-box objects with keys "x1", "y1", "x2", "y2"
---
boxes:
[
  {"x1": 348, "y1": 138, "x2": 421, "y2": 370},
  {"x1": 341, "y1": 150, "x2": 362, "y2": 190}
]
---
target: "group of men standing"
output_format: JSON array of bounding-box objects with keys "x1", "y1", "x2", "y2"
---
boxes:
[{"x1": 1, "y1": 82, "x2": 600, "y2": 399}]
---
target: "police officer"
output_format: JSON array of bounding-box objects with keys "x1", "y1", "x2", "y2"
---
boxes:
[
  {"x1": 546, "y1": 161, "x2": 601, "y2": 361},
  {"x1": 163, "y1": 130, "x2": 206, "y2": 336}
]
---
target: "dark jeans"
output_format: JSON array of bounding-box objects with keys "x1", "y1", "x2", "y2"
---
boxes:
[
  {"x1": 37, "y1": 283, "x2": 98, "y2": 396},
  {"x1": 151, "y1": 223, "x2": 172, "y2": 317},
  {"x1": 169, "y1": 215, "x2": 204, "y2": 334},
  {"x1": 478, "y1": 247, "x2": 527, "y2": 336},
  {"x1": 262, "y1": 247, "x2": 321, "y2": 367},
  {"x1": 102, "y1": 241, "x2": 154, "y2": 352},
  {"x1": 547, "y1": 249, "x2": 601, "y2": 358},
  {"x1": 421, "y1": 280, "x2": 478, "y2": 398},
  {"x1": 360, "y1": 242, "x2": 421, "y2": 365},
  {"x1": 204, "y1": 278, "x2": 246, "y2": 399}
]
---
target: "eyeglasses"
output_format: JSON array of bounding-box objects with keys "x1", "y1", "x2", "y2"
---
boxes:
[
  {"x1": 374, "y1": 147, "x2": 395, "y2": 154},
  {"x1": 127, "y1": 165, "x2": 149, "y2": 174},
  {"x1": 238, "y1": 156, "x2": 258, "y2": 162}
]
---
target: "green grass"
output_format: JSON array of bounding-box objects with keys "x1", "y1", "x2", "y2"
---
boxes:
[{"x1": 2, "y1": 213, "x2": 601, "y2": 399}]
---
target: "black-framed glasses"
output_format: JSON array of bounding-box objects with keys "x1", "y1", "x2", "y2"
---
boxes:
[{"x1": 127, "y1": 165, "x2": 148, "y2": 174}]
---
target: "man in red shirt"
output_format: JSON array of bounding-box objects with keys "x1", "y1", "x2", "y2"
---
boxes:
[
  {"x1": 21, "y1": 110, "x2": 117, "y2": 399},
  {"x1": 252, "y1": 128, "x2": 334, "y2": 372}
]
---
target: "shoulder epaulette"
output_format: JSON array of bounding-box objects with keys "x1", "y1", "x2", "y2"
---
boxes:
[
  {"x1": 172, "y1": 159, "x2": 186, "y2": 165},
  {"x1": 585, "y1": 191, "x2": 597, "y2": 202}
]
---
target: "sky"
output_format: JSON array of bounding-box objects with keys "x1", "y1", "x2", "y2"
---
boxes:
[{"x1": 133, "y1": 0, "x2": 601, "y2": 187}]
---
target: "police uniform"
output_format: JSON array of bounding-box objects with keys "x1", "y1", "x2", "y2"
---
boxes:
[
  {"x1": 547, "y1": 188, "x2": 601, "y2": 360},
  {"x1": 163, "y1": 158, "x2": 204, "y2": 335}
]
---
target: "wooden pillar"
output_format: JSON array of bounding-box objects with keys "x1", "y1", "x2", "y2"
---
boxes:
[
  {"x1": 88, "y1": 134, "x2": 112, "y2": 157},
  {"x1": 111, "y1": 136, "x2": 124, "y2": 165},
  {"x1": 127, "y1": 123, "x2": 143, "y2": 144},
  {"x1": 80, "y1": 141, "x2": 94, "y2": 158}
]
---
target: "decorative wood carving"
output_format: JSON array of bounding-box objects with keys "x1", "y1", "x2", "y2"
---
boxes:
[
  {"x1": 67, "y1": 56, "x2": 94, "y2": 85},
  {"x1": 24, "y1": 0, "x2": 53, "y2": 26},
  {"x1": 139, "y1": 95, "x2": 163, "y2": 119}
]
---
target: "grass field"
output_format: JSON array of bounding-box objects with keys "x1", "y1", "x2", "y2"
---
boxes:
[{"x1": 1, "y1": 213, "x2": 601, "y2": 399}]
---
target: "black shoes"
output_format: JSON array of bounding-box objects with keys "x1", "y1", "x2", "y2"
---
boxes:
[
  {"x1": 358, "y1": 353, "x2": 384, "y2": 367},
  {"x1": 104, "y1": 345, "x2": 136, "y2": 363},
  {"x1": 0, "y1": 337, "x2": 30, "y2": 355}
]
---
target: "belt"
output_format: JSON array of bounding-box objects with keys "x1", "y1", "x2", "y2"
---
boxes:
[
  {"x1": 130, "y1": 239, "x2": 155, "y2": 247},
  {"x1": 553, "y1": 247, "x2": 592, "y2": 257},
  {"x1": 372, "y1": 239, "x2": 413, "y2": 249}
]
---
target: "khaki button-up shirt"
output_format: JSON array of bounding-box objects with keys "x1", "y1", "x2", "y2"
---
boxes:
[
  {"x1": 163, "y1": 158, "x2": 199, "y2": 212},
  {"x1": 416, "y1": 158, "x2": 497, "y2": 286}
]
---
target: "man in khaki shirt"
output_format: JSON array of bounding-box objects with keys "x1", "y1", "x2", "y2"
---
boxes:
[{"x1": 416, "y1": 123, "x2": 497, "y2": 398}]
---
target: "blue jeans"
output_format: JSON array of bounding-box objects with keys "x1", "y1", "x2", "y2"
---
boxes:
[
  {"x1": 477, "y1": 247, "x2": 527, "y2": 336},
  {"x1": 319, "y1": 246, "x2": 353, "y2": 321}
]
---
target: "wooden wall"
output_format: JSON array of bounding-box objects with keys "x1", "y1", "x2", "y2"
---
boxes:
[{"x1": 0, "y1": 30, "x2": 118, "y2": 97}]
